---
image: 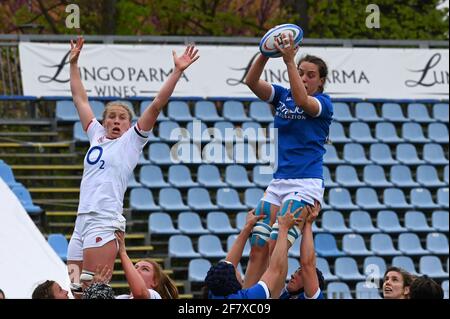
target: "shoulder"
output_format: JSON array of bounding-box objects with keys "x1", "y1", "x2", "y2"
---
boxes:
[{"x1": 148, "y1": 289, "x2": 162, "y2": 299}]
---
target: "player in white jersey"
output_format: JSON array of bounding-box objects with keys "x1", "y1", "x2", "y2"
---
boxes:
[{"x1": 66, "y1": 37, "x2": 199, "y2": 286}]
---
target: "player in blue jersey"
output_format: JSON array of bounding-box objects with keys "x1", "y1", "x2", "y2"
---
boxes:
[
  {"x1": 279, "y1": 200, "x2": 326, "y2": 299},
  {"x1": 244, "y1": 33, "x2": 332, "y2": 286}
]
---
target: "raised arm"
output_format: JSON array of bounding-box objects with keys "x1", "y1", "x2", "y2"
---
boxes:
[
  {"x1": 138, "y1": 45, "x2": 199, "y2": 132},
  {"x1": 244, "y1": 54, "x2": 273, "y2": 102},
  {"x1": 69, "y1": 37, "x2": 95, "y2": 131}
]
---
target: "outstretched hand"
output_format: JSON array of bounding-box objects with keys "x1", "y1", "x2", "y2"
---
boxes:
[
  {"x1": 70, "y1": 36, "x2": 84, "y2": 64},
  {"x1": 274, "y1": 33, "x2": 299, "y2": 65},
  {"x1": 245, "y1": 206, "x2": 266, "y2": 229},
  {"x1": 115, "y1": 231, "x2": 126, "y2": 254},
  {"x1": 173, "y1": 44, "x2": 200, "y2": 72}
]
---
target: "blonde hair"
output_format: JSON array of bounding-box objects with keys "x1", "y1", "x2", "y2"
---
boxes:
[
  {"x1": 142, "y1": 259, "x2": 179, "y2": 299},
  {"x1": 102, "y1": 101, "x2": 134, "y2": 122}
]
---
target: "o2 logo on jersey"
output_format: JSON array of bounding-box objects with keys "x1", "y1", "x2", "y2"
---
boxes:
[{"x1": 86, "y1": 146, "x2": 105, "y2": 169}]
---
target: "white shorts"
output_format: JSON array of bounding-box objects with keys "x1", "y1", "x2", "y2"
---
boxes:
[
  {"x1": 67, "y1": 212, "x2": 126, "y2": 261},
  {"x1": 262, "y1": 178, "x2": 325, "y2": 208}
]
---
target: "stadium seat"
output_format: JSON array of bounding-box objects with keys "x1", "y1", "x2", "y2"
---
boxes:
[
  {"x1": 375, "y1": 122, "x2": 405, "y2": 144},
  {"x1": 194, "y1": 101, "x2": 223, "y2": 122},
  {"x1": 343, "y1": 143, "x2": 372, "y2": 166},
  {"x1": 57, "y1": 100, "x2": 105, "y2": 122},
  {"x1": 168, "y1": 165, "x2": 198, "y2": 188},
  {"x1": 244, "y1": 188, "x2": 264, "y2": 209},
  {"x1": 432, "y1": 211, "x2": 449, "y2": 232},
  {"x1": 323, "y1": 166, "x2": 338, "y2": 188},
  {"x1": 445, "y1": 165, "x2": 449, "y2": 184},
  {"x1": 127, "y1": 173, "x2": 141, "y2": 188},
  {"x1": 363, "y1": 165, "x2": 393, "y2": 188},
  {"x1": 0, "y1": 162, "x2": 21, "y2": 188},
  {"x1": 381, "y1": 102, "x2": 408, "y2": 122},
  {"x1": 227, "y1": 235, "x2": 251, "y2": 257},
  {"x1": 327, "y1": 282, "x2": 353, "y2": 299},
  {"x1": 396, "y1": 143, "x2": 425, "y2": 165},
  {"x1": 329, "y1": 188, "x2": 359, "y2": 210},
  {"x1": 316, "y1": 257, "x2": 338, "y2": 281},
  {"x1": 426, "y1": 233, "x2": 449, "y2": 255},
  {"x1": 355, "y1": 102, "x2": 382, "y2": 122},
  {"x1": 11, "y1": 185, "x2": 42, "y2": 215},
  {"x1": 442, "y1": 280, "x2": 449, "y2": 299},
  {"x1": 202, "y1": 142, "x2": 233, "y2": 164},
  {"x1": 428, "y1": 123, "x2": 449, "y2": 144},
  {"x1": 158, "y1": 121, "x2": 184, "y2": 142},
  {"x1": 383, "y1": 188, "x2": 413, "y2": 210},
  {"x1": 389, "y1": 165, "x2": 420, "y2": 188},
  {"x1": 235, "y1": 211, "x2": 249, "y2": 231},
  {"x1": 258, "y1": 142, "x2": 275, "y2": 164},
  {"x1": 407, "y1": 103, "x2": 433, "y2": 123},
  {"x1": 242, "y1": 122, "x2": 266, "y2": 143},
  {"x1": 432, "y1": 103, "x2": 449, "y2": 123},
  {"x1": 207, "y1": 212, "x2": 238, "y2": 234},
  {"x1": 410, "y1": 188, "x2": 440, "y2": 210},
  {"x1": 197, "y1": 164, "x2": 227, "y2": 188},
  {"x1": 140, "y1": 165, "x2": 170, "y2": 188},
  {"x1": 159, "y1": 188, "x2": 190, "y2": 211},
  {"x1": 329, "y1": 122, "x2": 351, "y2": 144},
  {"x1": 420, "y1": 256, "x2": 448, "y2": 279},
  {"x1": 188, "y1": 259, "x2": 212, "y2": 282},
  {"x1": 178, "y1": 212, "x2": 209, "y2": 235},
  {"x1": 138, "y1": 152, "x2": 150, "y2": 165},
  {"x1": 323, "y1": 144, "x2": 345, "y2": 165},
  {"x1": 335, "y1": 257, "x2": 365, "y2": 280},
  {"x1": 249, "y1": 101, "x2": 273, "y2": 123},
  {"x1": 287, "y1": 258, "x2": 300, "y2": 280},
  {"x1": 223, "y1": 101, "x2": 250, "y2": 122},
  {"x1": 140, "y1": 100, "x2": 168, "y2": 122},
  {"x1": 356, "y1": 188, "x2": 386, "y2": 210},
  {"x1": 233, "y1": 143, "x2": 258, "y2": 164},
  {"x1": 343, "y1": 234, "x2": 373, "y2": 256},
  {"x1": 423, "y1": 144, "x2": 448, "y2": 165},
  {"x1": 349, "y1": 210, "x2": 380, "y2": 234},
  {"x1": 148, "y1": 143, "x2": 173, "y2": 165},
  {"x1": 186, "y1": 121, "x2": 211, "y2": 143},
  {"x1": 370, "y1": 143, "x2": 399, "y2": 166},
  {"x1": 314, "y1": 233, "x2": 345, "y2": 257},
  {"x1": 355, "y1": 282, "x2": 382, "y2": 299},
  {"x1": 333, "y1": 102, "x2": 355, "y2": 122},
  {"x1": 335, "y1": 165, "x2": 365, "y2": 187},
  {"x1": 198, "y1": 234, "x2": 227, "y2": 258},
  {"x1": 405, "y1": 211, "x2": 434, "y2": 232},
  {"x1": 73, "y1": 121, "x2": 89, "y2": 142},
  {"x1": 172, "y1": 142, "x2": 202, "y2": 164},
  {"x1": 287, "y1": 236, "x2": 301, "y2": 258},
  {"x1": 129, "y1": 188, "x2": 160, "y2": 211},
  {"x1": 225, "y1": 165, "x2": 254, "y2": 188},
  {"x1": 148, "y1": 212, "x2": 180, "y2": 235},
  {"x1": 363, "y1": 256, "x2": 386, "y2": 280},
  {"x1": 168, "y1": 235, "x2": 200, "y2": 258},
  {"x1": 252, "y1": 165, "x2": 273, "y2": 188},
  {"x1": 213, "y1": 121, "x2": 239, "y2": 143},
  {"x1": 349, "y1": 122, "x2": 377, "y2": 143},
  {"x1": 322, "y1": 211, "x2": 352, "y2": 233},
  {"x1": 167, "y1": 101, "x2": 194, "y2": 122},
  {"x1": 187, "y1": 188, "x2": 218, "y2": 211},
  {"x1": 370, "y1": 233, "x2": 401, "y2": 256},
  {"x1": 392, "y1": 256, "x2": 419, "y2": 276},
  {"x1": 377, "y1": 210, "x2": 407, "y2": 233},
  {"x1": 217, "y1": 188, "x2": 247, "y2": 210},
  {"x1": 398, "y1": 233, "x2": 429, "y2": 255},
  {"x1": 402, "y1": 122, "x2": 430, "y2": 144},
  {"x1": 47, "y1": 234, "x2": 68, "y2": 262},
  {"x1": 437, "y1": 188, "x2": 449, "y2": 209}
]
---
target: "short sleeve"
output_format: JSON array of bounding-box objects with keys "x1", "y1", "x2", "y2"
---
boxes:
[
  {"x1": 267, "y1": 84, "x2": 287, "y2": 106},
  {"x1": 86, "y1": 119, "x2": 105, "y2": 144},
  {"x1": 314, "y1": 94, "x2": 333, "y2": 119}
]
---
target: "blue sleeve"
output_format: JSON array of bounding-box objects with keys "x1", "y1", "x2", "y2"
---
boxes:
[
  {"x1": 270, "y1": 84, "x2": 287, "y2": 106},
  {"x1": 236, "y1": 283, "x2": 269, "y2": 299},
  {"x1": 315, "y1": 94, "x2": 333, "y2": 120}
]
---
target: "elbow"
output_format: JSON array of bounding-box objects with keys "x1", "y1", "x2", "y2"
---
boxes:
[{"x1": 132, "y1": 288, "x2": 149, "y2": 299}]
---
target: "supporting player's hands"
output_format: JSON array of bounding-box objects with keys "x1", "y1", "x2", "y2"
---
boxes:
[
  {"x1": 173, "y1": 44, "x2": 200, "y2": 72},
  {"x1": 115, "y1": 231, "x2": 126, "y2": 255},
  {"x1": 274, "y1": 33, "x2": 299, "y2": 65},
  {"x1": 278, "y1": 201, "x2": 302, "y2": 231},
  {"x1": 305, "y1": 200, "x2": 321, "y2": 224},
  {"x1": 244, "y1": 205, "x2": 267, "y2": 231},
  {"x1": 69, "y1": 36, "x2": 84, "y2": 64}
]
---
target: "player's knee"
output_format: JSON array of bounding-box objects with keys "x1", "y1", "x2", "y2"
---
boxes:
[
  {"x1": 279, "y1": 199, "x2": 307, "y2": 218},
  {"x1": 250, "y1": 222, "x2": 271, "y2": 247}
]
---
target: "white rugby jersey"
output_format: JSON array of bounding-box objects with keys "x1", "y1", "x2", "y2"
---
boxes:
[{"x1": 77, "y1": 119, "x2": 148, "y2": 216}]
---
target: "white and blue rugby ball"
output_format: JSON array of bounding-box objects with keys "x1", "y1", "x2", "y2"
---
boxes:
[{"x1": 259, "y1": 24, "x2": 304, "y2": 58}]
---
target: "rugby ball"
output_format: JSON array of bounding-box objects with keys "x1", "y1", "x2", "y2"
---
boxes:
[{"x1": 259, "y1": 24, "x2": 303, "y2": 58}]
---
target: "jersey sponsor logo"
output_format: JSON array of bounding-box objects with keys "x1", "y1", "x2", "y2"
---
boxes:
[{"x1": 86, "y1": 146, "x2": 104, "y2": 165}]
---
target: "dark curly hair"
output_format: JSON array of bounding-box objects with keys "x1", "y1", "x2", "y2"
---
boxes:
[{"x1": 205, "y1": 261, "x2": 242, "y2": 297}]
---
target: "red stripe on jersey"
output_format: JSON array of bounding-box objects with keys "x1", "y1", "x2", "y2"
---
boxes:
[{"x1": 85, "y1": 119, "x2": 94, "y2": 132}]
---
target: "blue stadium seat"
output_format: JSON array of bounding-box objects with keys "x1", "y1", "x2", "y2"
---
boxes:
[
  {"x1": 56, "y1": 100, "x2": 87, "y2": 122},
  {"x1": 249, "y1": 101, "x2": 273, "y2": 123},
  {"x1": 383, "y1": 188, "x2": 413, "y2": 210},
  {"x1": 432, "y1": 211, "x2": 449, "y2": 232},
  {"x1": 355, "y1": 102, "x2": 381, "y2": 122},
  {"x1": 288, "y1": 236, "x2": 301, "y2": 258},
  {"x1": 405, "y1": 211, "x2": 434, "y2": 232},
  {"x1": 257, "y1": 142, "x2": 275, "y2": 164},
  {"x1": 375, "y1": 122, "x2": 405, "y2": 144},
  {"x1": 207, "y1": 212, "x2": 238, "y2": 234},
  {"x1": 11, "y1": 185, "x2": 42, "y2": 215},
  {"x1": 129, "y1": 188, "x2": 160, "y2": 211},
  {"x1": 168, "y1": 165, "x2": 198, "y2": 188},
  {"x1": 381, "y1": 102, "x2": 408, "y2": 122},
  {"x1": 127, "y1": 173, "x2": 141, "y2": 188},
  {"x1": 363, "y1": 256, "x2": 386, "y2": 280},
  {"x1": 227, "y1": 235, "x2": 251, "y2": 257},
  {"x1": 167, "y1": 101, "x2": 194, "y2": 122},
  {"x1": 324, "y1": 144, "x2": 345, "y2": 165},
  {"x1": 355, "y1": 282, "x2": 382, "y2": 299},
  {"x1": 322, "y1": 211, "x2": 352, "y2": 233},
  {"x1": 343, "y1": 234, "x2": 373, "y2": 256},
  {"x1": 148, "y1": 143, "x2": 173, "y2": 165},
  {"x1": 233, "y1": 143, "x2": 258, "y2": 164},
  {"x1": 223, "y1": 101, "x2": 250, "y2": 122},
  {"x1": 198, "y1": 234, "x2": 227, "y2": 258},
  {"x1": 172, "y1": 142, "x2": 202, "y2": 164},
  {"x1": 407, "y1": 103, "x2": 433, "y2": 123},
  {"x1": 178, "y1": 212, "x2": 209, "y2": 235},
  {"x1": 402, "y1": 122, "x2": 430, "y2": 144},
  {"x1": 158, "y1": 121, "x2": 187, "y2": 142},
  {"x1": 432, "y1": 103, "x2": 449, "y2": 123},
  {"x1": 314, "y1": 233, "x2": 345, "y2": 257},
  {"x1": 333, "y1": 102, "x2": 355, "y2": 122},
  {"x1": 410, "y1": 188, "x2": 440, "y2": 210},
  {"x1": 73, "y1": 121, "x2": 89, "y2": 142},
  {"x1": 329, "y1": 188, "x2": 359, "y2": 210},
  {"x1": 244, "y1": 188, "x2": 264, "y2": 209},
  {"x1": 329, "y1": 122, "x2": 351, "y2": 144},
  {"x1": 194, "y1": 101, "x2": 223, "y2": 122},
  {"x1": 423, "y1": 143, "x2": 448, "y2": 165},
  {"x1": 335, "y1": 165, "x2": 364, "y2": 187},
  {"x1": 398, "y1": 233, "x2": 429, "y2": 255},
  {"x1": 389, "y1": 165, "x2": 420, "y2": 188},
  {"x1": 356, "y1": 188, "x2": 386, "y2": 210},
  {"x1": 235, "y1": 211, "x2": 248, "y2": 231},
  {"x1": 242, "y1": 122, "x2": 266, "y2": 143},
  {"x1": 343, "y1": 143, "x2": 372, "y2": 166},
  {"x1": 217, "y1": 188, "x2": 247, "y2": 210},
  {"x1": 47, "y1": 234, "x2": 68, "y2": 262},
  {"x1": 225, "y1": 165, "x2": 254, "y2": 188},
  {"x1": 159, "y1": 188, "x2": 190, "y2": 211},
  {"x1": 370, "y1": 233, "x2": 401, "y2": 256},
  {"x1": 349, "y1": 211, "x2": 380, "y2": 234},
  {"x1": 335, "y1": 257, "x2": 365, "y2": 280},
  {"x1": 323, "y1": 166, "x2": 338, "y2": 188},
  {"x1": 316, "y1": 257, "x2": 338, "y2": 281},
  {"x1": 327, "y1": 282, "x2": 353, "y2": 299},
  {"x1": 392, "y1": 256, "x2": 419, "y2": 276},
  {"x1": 140, "y1": 165, "x2": 170, "y2": 188},
  {"x1": 197, "y1": 164, "x2": 227, "y2": 188},
  {"x1": 213, "y1": 121, "x2": 237, "y2": 143},
  {"x1": 426, "y1": 233, "x2": 449, "y2": 255},
  {"x1": 252, "y1": 165, "x2": 273, "y2": 188},
  {"x1": 287, "y1": 258, "x2": 300, "y2": 281},
  {"x1": 140, "y1": 100, "x2": 169, "y2": 122},
  {"x1": 148, "y1": 212, "x2": 180, "y2": 235},
  {"x1": 168, "y1": 235, "x2": 200, "y2": 258},
  {"x1": 445, "y1": 165, "x2": 449, "y2": 184},
  {"x1": 370, "y1": 143, "x2": 399, "y2": 166},
  {"x1": 202, "y1": 142, "x2": 233, "y2": 164},
  {"x1": 377, "y1": 210, "x2": 407, "y2": 233},
  {"x1": 442, "y1": 280, "x2": 449, "y2": 299},
  {"x1": 0, "y1": 161, "x2": 21, "y2": 188},
  {"x1": 428, "y1": 123, "x2": 449, "y2": 144},
  {"x1": 363, "y1": 165, "x2": 393, "y2": 188},
  {"x1": 420, "y1": 256, "x2": 448, "y2": 279},
  {"x1": 349, "y1": 122, "x2": 377, "y2": 144},
  {"x1": 188, "y1": 259, "x2": 211, "y2": 282},
  {"x1": 186, "y1": 121, "x2": 211, "y2": 143},
  {"x1": 138, "y1": 152, "x2": 150, "y2": 165},
  {"x1": 187, "y1": 188, "x2": 218, "y2": 211}
]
